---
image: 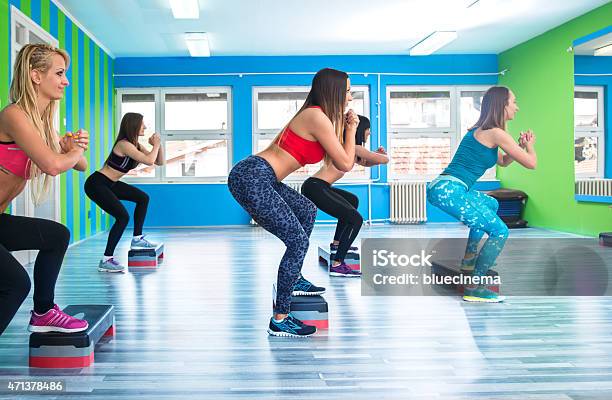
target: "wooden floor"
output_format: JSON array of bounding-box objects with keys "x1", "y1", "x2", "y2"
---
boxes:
[{"x1": 2, "y1": 224, "x2": 612, "y2": 399}]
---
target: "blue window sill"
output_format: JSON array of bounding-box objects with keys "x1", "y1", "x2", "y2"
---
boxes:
[{"x1": 575, "y1": 195, "x2": 612, "y2": 204}]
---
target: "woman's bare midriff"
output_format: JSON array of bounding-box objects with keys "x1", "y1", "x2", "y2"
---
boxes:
[
  {"x1": 0, "y1": 170, "x2": 27, "y2": 213},
  {"x1": 98, "y1": 164, "x2": 125, "y2": 182},
  {"x1": 256, "y1": 145, "x2": 303, "y2": 182}
]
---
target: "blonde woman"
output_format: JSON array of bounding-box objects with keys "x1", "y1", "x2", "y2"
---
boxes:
[{"x1": 0, "y1": 44, "x2": 89, "y2": 335}]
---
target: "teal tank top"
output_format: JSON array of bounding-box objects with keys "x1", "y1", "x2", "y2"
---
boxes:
[{"x1": 442, "y1": 129, "x2": 498, "y2": 189}]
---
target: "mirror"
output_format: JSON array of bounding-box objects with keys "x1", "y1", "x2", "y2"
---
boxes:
[{"x1": 573, "y1": 28, "x2": 611, "y2": 197}]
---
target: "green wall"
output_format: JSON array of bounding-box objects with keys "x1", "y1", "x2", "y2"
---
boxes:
[{"x1": 498, "y1": 2, "x2": 612, "y2": 236}]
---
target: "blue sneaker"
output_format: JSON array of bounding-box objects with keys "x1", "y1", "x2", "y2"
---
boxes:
[
  {"x1": 131, "y1": 235, "x2": 158, "y2": 250},
  {"x1": 463, "y1": 285, "x2": 505, "y2": 303},
  {"x1": 292, "y1": 275, "x2": 326, "y2": 296},
  {"x1": 268, "y1": 313, "x2": 316, "y2": 337}
]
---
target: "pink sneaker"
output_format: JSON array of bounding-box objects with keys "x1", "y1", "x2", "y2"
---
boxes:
[{"x1": 28, "y1": 305, "x2": 89, "y2": 333}]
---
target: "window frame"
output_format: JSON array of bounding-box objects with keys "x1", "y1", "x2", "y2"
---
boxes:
[
  {"x1": 574, "y1": 85, "x2": 605, "y2": 179},
  {"x1": 386, "y1": 85, "x2": 495, "y2": 181},
  {"x1": 116, "y1": 87, "x2": 233, "y2": 183},
  {"x1": 252, "y1": 85, "x2": 371, "y2": 183}
]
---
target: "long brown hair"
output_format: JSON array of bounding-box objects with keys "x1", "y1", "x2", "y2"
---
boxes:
[
  {"x1": 114, "y1": 112, "x2": 143, "y2": 148},
  {"x1": 271, "y1": 68, "x2": 349, "y2": 149},
  {"x1": 469, "y1": 86, "x2": 510, "y2": 131},
  {"x1": 10, "y1": 44, "x2": 70, "y2": 205}
]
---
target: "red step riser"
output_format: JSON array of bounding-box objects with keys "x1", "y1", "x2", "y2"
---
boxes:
[{"x1": 29, "y1": 353, "x2": 94, "y2": 369}]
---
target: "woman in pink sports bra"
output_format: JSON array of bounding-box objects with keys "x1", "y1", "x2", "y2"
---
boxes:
[
  {"x1": 228, "y1": 68, "x2": 359, "y2": 337},
  {"x1": 0, "y1": 44, "x2": 90, "y2": 336}
]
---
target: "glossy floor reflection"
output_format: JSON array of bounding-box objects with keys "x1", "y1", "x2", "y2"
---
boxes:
[{"x1": 1, "y1": 223, "x2": 612, "y2": 399}]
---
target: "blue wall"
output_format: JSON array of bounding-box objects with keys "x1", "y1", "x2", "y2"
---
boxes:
[
  {"x1": 575, "y1": 55, "x2": 612, "y2": 178},
  {"x1": 114, "y1": 55, "x2": 500, "y2": 226}
]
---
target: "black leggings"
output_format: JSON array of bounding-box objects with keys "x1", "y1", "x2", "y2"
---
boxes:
[
  {"x1": 0, "y1": 213, "x2": 70, "y2": 335},
  {"x1": 84, "y1": 171, "x2": 149, "y2": 256},
  {"x1": 301, "y1": 177, "x2": 363, "y2": 262}
]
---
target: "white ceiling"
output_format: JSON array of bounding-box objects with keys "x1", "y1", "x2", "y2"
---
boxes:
[{"x1": 55, "y1": 0, "x2": 611, "y2": 57}]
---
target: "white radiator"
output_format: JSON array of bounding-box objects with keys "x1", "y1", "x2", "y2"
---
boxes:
[
  {"x1": 389, "y1": 182, "x2": 428, "y2": 223},
  {"x1": 250, "y1": 182, "x2": 304, "y2": 225},
  {"x1": 575, "y1": 179, "x2": 612, "y2": 197}
]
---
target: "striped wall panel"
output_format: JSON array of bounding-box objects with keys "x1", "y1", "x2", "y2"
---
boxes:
[{"x1": 1, "y1": 0, "x2": 115, "y2": 242}]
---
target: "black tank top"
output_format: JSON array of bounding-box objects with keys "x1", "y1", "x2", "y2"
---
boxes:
[{"x1": 105, "y1": 143, "x2": 139, "y2": 173}]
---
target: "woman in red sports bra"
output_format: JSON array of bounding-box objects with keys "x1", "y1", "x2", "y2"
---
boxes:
[
  {"x1": 228, "y1": 68, "x2": 359, "y2": 337},
  {"x1": 0, "y1": 44, "x2": 89, "y2": 336}
]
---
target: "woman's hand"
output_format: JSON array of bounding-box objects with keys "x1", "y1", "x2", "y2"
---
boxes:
[
  {"x1": 148, "y1": 133, "x2": 161, "y2": 146},
  {"x1": 345, "y1": 109, "x2": 359, "y2": 132}
]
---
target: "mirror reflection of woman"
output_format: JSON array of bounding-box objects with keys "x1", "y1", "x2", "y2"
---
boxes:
[
  {"x1": 301, "y1": 115, "x2": 389, "y2": 277},
  {"x1": 428, "y1": 86, "x2": 537, "y2": 303},
  {"x1": 84, "y1": 113, "x2": 164, "y2": 273}
]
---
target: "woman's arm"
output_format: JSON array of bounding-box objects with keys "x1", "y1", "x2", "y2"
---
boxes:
[
  {"x1": 5, "y1": 106, "x2": 84, "y2": 176},
  {"x1": 309, "y1": 109, "x2": 358, "y2": 172},
  {"x1": 116, "y1": 134, "x2": 161, "y2": 166},
  {"x1": 153, "y1": 135, "x2": 165, "y2": 166},
  {"x1": 355, "y1": 145, "x2": 389, "y2": 167},
  {"x1": 493, "y1": 128, "x2": 536, "y2": 169}
]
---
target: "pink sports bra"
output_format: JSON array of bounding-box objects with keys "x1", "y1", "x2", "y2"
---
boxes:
[{"x1": 0, "y1": 140, "x2": 31, "y2": 179}]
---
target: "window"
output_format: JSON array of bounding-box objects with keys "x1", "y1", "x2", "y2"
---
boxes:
[
  {"x1": 574, "y1": 87, "x2": 605, "y2": 178},
  {"x1": 116, "y1": 87, "x2": 232, "y2": 182},
  {"x1": 387, "y1": 86, "x2": 494, "y2": 180},
  {"x1": 253, "y1": 86, "x2": 370, "y2": 181}
]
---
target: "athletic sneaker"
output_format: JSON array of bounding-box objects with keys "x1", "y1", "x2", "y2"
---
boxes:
[
  {"x1": 98, "y1": 257, "x2": 125, "y2": 273},
  {"x1": 329, "y1": 262, "x2": 362, "y2": 277},
  {"x1": 131, "y1": 235, "x2": 158, "y2": 249},
  {"x1": 28, "y1": 304, "x2": 89, "y2": 333},
  {"x1": 330, "y1": 243, "x2": 358, "y2": 252},
  {"x1": 268, "y1": 313, "x2": 316, "y2": 337},
  {"x1": 463, "y1": 286, "x2": 505, "y2": 303},
  {"x1": 292, "y1": 275, "x2": 326, "y2": 296}
]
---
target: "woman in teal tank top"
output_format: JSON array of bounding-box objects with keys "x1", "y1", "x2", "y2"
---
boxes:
[{"x1": 427, "y1": 86, "x2": 537, "y2": 303}]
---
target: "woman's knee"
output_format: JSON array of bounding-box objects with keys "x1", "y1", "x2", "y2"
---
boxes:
[
  {"x1": 139, "y1": 192, "x2": 150, "y2": 206},
  {"x1": 350, "y1": 209, "x2": 363, "y2": 226},
  {"x1": 114, "y1": 209, "x2": 130, "y2": 227},
  {"x1": 9, "y1": 266, "x2": 32, "y2": 301},
  {"x1": 490, "y1": 222, "x2": 509, "y2": 239}
]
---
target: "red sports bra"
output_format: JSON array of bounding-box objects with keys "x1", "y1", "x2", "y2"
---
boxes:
[
  {"x1": 0, "y1": 140, "x2": 31, "y2": 179},
  {"x1": 276, "y1": 106, "x2": 325, "y2": 166}
]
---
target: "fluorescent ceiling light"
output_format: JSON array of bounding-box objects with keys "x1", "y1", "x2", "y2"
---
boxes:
[
  {"x1": 170, "y1": 0, "x2": 199, "y2": 19},
  {"x1": 410, "y1": 31, "x2": 458, "y2": 56},
  {"x1": 185, "y1": 32, "x2": 210, "y2": 57},
  {"x1": 594, "y1": 43, "x2": 612, "y2": 56}
]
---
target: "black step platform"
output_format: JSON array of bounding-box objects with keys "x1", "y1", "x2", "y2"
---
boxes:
[
  {"x1": 600, "y1": 232, "x2": 612, "y2": 247},
  {"x1": 128, "y1": 243, "x2": 164, "y2": 268},
  {"x1": 29, "y1": 305, "x2": 115, "y2": 368}
]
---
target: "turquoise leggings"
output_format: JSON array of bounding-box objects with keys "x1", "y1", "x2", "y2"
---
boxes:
[{"x1": 427, "y1": 180, "x2": 509, "y2": 277}]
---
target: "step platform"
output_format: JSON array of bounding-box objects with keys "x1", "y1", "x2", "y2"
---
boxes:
[
  {"x1": 431, "y1": 259, "x2": 500, "y2": 294},
  {"x1": 273, "y1": 284, "x2": 328, "y2": 329},
  {"x1": 318, "y1": 246, "x2": 360, "y2": 272},
  {"x1": 128, "y1": 243, "x2": 164, "y2": 268},
  {"x1": 600, "y1": 232, "x2": 612, "y2": 247},
  {"x1": 29, "y1": 305, "x2": 115, "y2": 368}
]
